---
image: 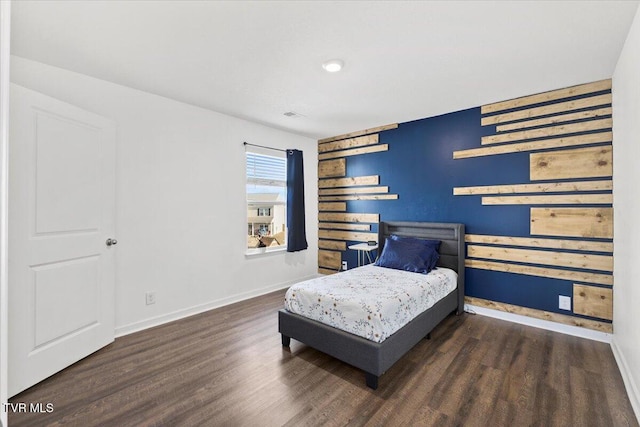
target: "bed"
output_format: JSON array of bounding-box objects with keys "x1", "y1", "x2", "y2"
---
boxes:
[{"x1": 278, "y1": 221, "x2": 465, "y2": 389}]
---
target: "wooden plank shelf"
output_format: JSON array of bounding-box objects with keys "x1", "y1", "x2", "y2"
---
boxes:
[
  {"x1": 454, "y1": 180, "x2": 612, "y2": 195},
  {"x1": 318, "y1": 202, "x2": 347, "y2": 212},
  {"x1": 465, "y1": 259, "x2": 613, "y2": 286},
  {"x1": 482, "y1": 118, "x2": 612, "y2": 145},
  {"x1": 530, "y1": 145, "x2": 612, "y2": 180},
  {"x1": 481, "y1": 194, "x2": 612, "y2": 205},
  {"x1": 481, "y1": 93, "x2": 611, "y2": 126},
  {"x1": 318, "y1": 144, "x2": 388, "y2": 161},
  {"x1": 496, "y1": 107, "x2": 612, "y2": 132},
  {"x1": 318, "y1": 134, "x2": 379, "y2": 153},
  {"x1": 318, "y1": 212, "x2": 379, "y2": 223},
  {"x1": 573, "y1": 284, "x2": 613, "y2": 321},
  {"x1": 319, "y1": 175, "x2": 379, "y2": 188},
  {"x1": 465, "y1": 234, "x2": 613, "y2": 253},
  {"x1": 530, "y1": 207, "x2": 613, "y2": 239},
  {"x1": 318, "y1": 158, "x2": 346, "y2": 178},
  {"x1": 481, "y1": 79, "x2": 611, "y2": 115},
  {"x1": 467, "y1": 245, "x2": 613, "y2": 272},
  {"x1": 319, "y1": 222, "x2": 371, "y2": 231},
  {"x1": 318, "y1": 249, "x2": 342, "y2": 270},
  {"x1": 318, "y1": 229, "x2": 378, "y2": 242},
  {"x1": 318, "y1": 123, "x2": 398, "y2": 144},
  {"x1": 319, "y1": 194, "x2": 398, "y2": 202},
  {"x1": 453, "y1": 132, "x2": 612, "y2": 159},
  {"x1": 318, "y1": 240, "x2": 347, "y2": 251},
  {"x1": 319, "y1": 186, "x2": 388, "y2": 196}
]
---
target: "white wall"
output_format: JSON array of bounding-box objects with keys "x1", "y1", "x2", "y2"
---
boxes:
[
  {"x1": 0, "y1": 3, "x2": 10, "y2": 425},
  {"x1": 10, "y1": 56, "x2": 318, "y2": 335},
  {"x1": 612, "y1": 5, "x2": 640, "y2": 420}
]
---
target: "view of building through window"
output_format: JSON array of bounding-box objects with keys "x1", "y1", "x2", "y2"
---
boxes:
[{"x1": 246, "y1": 151, "x2": 286, "y2": 250}]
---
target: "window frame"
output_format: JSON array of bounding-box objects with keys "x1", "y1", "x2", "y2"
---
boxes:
[
  {"x1": 257, "y1": 207, "x2": 271, "y2": 217},
  {"x1": 245, "y1": 150, "x2": 287, "y2": 256}
]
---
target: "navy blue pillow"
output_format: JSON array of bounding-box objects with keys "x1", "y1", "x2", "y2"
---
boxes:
[
  {"x1": 390, "y1": 235, "x2": 440, "y2": 271},
  {"x1": 390, "y1": 235, "x2": 441, "y2": 251},
  {"x1": 422, "y1": 246, "x2": 440, "y2": 272},
  {"x1": 375, "y1": 237, "x2": 436, "y2": 274}
]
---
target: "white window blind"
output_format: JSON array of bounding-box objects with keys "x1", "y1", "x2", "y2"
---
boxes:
[{"x1": 246, "y1": 152, "x2": 286, "y2": 187}]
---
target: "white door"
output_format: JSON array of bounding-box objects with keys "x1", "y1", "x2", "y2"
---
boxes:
[{"x1": 8, "y1": 84, "x2": 116, "y2": 396}]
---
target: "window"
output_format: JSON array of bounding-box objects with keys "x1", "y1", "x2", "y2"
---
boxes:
[
  {"x1": 257, "y1": 207, "x2": 271, "y2": 217},
  {"x1": 246, "y1": 151, "x2": 286, "y2": 251}
]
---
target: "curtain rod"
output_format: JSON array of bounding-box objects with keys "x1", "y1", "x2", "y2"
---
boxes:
[{"x1": 243, "y1": 141, "x2": 287, "y2": 153}]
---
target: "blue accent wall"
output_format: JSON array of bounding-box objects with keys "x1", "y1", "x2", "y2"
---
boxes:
[{"x1": 338, "y1": 105, "x2": 611, "y2": 321}]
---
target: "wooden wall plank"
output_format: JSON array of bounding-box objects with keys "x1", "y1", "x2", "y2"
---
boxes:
[
  {"x1": 318, "y1": 249, "x2": 342, "y2": 270},
  {"x1": 318, "y1": 212, "x2": 379, "y2": 223},
  {"x1": 465, "y1": 259, "x2": 613, "y2": 286},
  {"x1": 481, "y1": 93, "x2": 612, "y2": 126},
  {"x1": 481, "y1": 79, "x2": 611, "y2": 114},
  {"x1": 318, "y1": 240, "x2": 347, "y2": 251},
  {"x1": 465, "y1": 234, "x2": 613, "y2": 253},
  {"x1": 530, "y1": 207, "x2": 613, "y2": 239},
  {"x1": 465, "y1": 296, "x2": 612, "y2": 333},
  {"x1": 467, "y1": 245, "x2": 613, "y2": 272},
  {"x1": 454, "y1": 180, "x2": 612, "y2": 195},
  {"x1": 318, "y1": 202, "x2": 346, "y2": 212},
  {"x1": 496, "y1": 107, "x2": 612, "y2": 132},
  {"x1": 318, "y1": 134, "x2": 379, "y2": 153},
  {"x1": 530, "y1": 145, "x2": 612, "y2": 180},
  {"x1": 319, "y1": 194, "x2": 399, "y2": 201},
  {"x1": 319, "y1": 222, "x2": 371, "y2": 231},
  {"x1": 319, "y1": 186, "x2": 388, "y2": 196},
  {"x1": 482, "y1": 194, "x2": 612, "y2": 205},
  {"x1": 453, "y1": 131, "x2": 612, "y2": 159},
  {"x1": 318, "y1": 267, "x2": 338, "y2": 275},
  {"x1": 482, "y1": 118, "x2": 612, "y2": 145},
  {"x1": 573, "y1": 284, "x2": 613, "y2": 320},
  {"x1": 318, "y1": 159, "x2": 346, "y2": 178},
  {"x1": 318, "y1": 144, "x2": 388, "y2": 161},
  {"x1": 318, "y1": 123, "x2": 398, "y2": 144},
  {"x1": 319, "y1": 175, "x2": 379, "y2": 188},
  {"x1": 318, "y1": 229, "x2": 378, "y2": 242}
]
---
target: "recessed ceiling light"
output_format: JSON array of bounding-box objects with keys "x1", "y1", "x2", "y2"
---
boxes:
[{"x1": 322, "y1": 59, "x2": 344, "y2": 73}]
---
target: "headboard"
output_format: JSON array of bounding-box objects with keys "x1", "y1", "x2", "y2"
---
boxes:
[{"x1": 378, "y1": 221, "x2": 465, "y2": 312}]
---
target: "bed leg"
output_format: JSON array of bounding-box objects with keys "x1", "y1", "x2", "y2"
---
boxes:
[
  {"x1": 281, "y1": 334, "x2": 291, "y2": 347},
  {"x1": 365, "y1": 373, "x2": 379, "y2": 390},
  {"x1": 426, "y1": 332, "x2": 431, "y2": 340}
]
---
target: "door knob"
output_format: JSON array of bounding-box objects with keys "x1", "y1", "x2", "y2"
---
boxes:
[{"x1": 106, "y1": 238, "x2": 118, "y2": 246}]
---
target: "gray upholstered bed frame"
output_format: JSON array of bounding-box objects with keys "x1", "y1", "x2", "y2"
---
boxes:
[{"x1": 278, "y1": 221, "x2": 465, "y2": 389}]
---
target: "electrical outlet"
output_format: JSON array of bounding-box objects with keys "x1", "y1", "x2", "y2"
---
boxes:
[
  {"x1": 342, "y1": 261, "x2": 348, "y2": 271},
  {"x1": 145, "y1": 291, "x2": 156, "y2": 305},
  {"x1": 559, "y1": 295, "x2": 571, "y2": 310}
]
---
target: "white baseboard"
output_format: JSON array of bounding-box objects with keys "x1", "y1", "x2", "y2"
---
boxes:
[
  {"x1": 611, "y1": 338, "x2": 640, "y2": 423},
  {"x1": 465, "y1": 304, "x2": 612, "y2": 343},
  {"x1": 115, "y1": 274, "x2": 320, "y2": 338}
]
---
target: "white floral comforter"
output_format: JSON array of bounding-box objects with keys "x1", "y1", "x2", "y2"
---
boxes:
[{"x1": 284, "y1": 264, "x2": 457, "y2": 343}]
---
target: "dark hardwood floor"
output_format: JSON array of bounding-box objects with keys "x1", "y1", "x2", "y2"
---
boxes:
[{"x1": 9, "y1": 289, "x2": 638, "y2": 427}]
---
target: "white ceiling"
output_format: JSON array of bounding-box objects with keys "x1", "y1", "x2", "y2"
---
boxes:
[{"x1": 10, "y1": 1, "x2": 639, "y2": 140}]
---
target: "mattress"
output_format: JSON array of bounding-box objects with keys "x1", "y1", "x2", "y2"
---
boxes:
[{"x1": 284, "y1": 264, "x2": 457, "y2": 343}]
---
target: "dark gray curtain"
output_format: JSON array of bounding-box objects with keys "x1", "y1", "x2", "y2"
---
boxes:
[{"x1": 286, "y1": 149, "x2": 308, "y2": 252}]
